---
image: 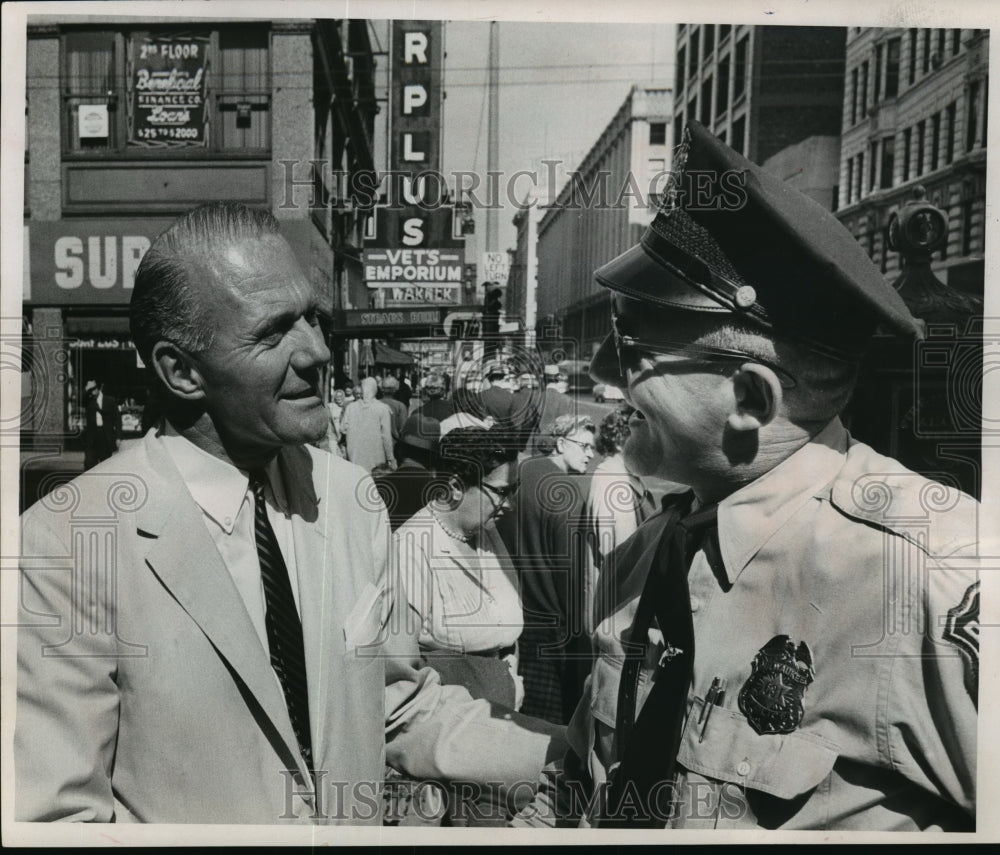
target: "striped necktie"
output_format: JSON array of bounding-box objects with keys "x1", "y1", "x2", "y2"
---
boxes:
[{"x1": 250, "y1": 470, "x2": 314, "y2": 775}]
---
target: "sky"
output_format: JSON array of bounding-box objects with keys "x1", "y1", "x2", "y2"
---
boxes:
[{"x1": 439, "y1": 20, "x2": 676, "y2": 254}]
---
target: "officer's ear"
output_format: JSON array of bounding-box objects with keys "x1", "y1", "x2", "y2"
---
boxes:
[
  {"x1": 151, "y1": 341, "x2": 208, "y2": 402},
  {"x1": 728, "y1": 363, "x2": 782, "y2": 431}
]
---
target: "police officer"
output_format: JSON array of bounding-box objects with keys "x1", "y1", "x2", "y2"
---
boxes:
[{"x1": 512, "y1": 121, "x2": 979, "y2": 831}]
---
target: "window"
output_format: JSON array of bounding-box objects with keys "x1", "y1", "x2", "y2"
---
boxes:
[
  {"x1": 674, "y1": 114, "x2": 684, "y2": 151},
  {"x1": 937, "y1": 29, "x2": 946, "y2": 63},
  {"x1": 931, "y1": 112, "x2": 941, "y2": 170},
  {"x1": 850, "y1": 68, "x2": 859, "y2": 125},
  {"x1": 962, "y1": 200, "x2": 974, "y2": 255},
  {"x1": 952, "y1": 29, "x2": 962, "y2": 55},
  {"x1": 732, "y1": 115, "x2": 746, "y2": 156},
  {"x1": 903, "y1": 126, "x2": 912, "y2": 180},
  {"x1": 967, "y1": 80, "x2": 980, "y2": 152},
  {"x1": 62, "y1": 25, "x2": 272, "y2": 155},
  {"x1": 720, "y1": 24, "x2": 732, "y2": 41},
  {"x1": 922, "y1": 29, "x2": 931, "y2": 74},
  {"x1": 649, "y1": 122, "x2": 667, "y2": 145},
  {"x1": 717, "y1": 57, "x2": 730, "y2": 115},
  {"x1": 700, "y1": 76, "x2": 713, "y2": 126},
  {"x1": 860, "y1": 61, "x2": 869, "y2": 118},
  {"x1": 880, "y1": 136, "x2": 894, "y2": 189},
  {"x1": 869, "y1": 140, "x2": 878, "y2": 190},
  {"x1": 908, "y1": 29, "x2": 917, "y2": 85},
  {"x1": 677, "y1": 46, "x2": 686, "y2": 91},
  {"x1": 734, "y1": 36, "x2": 748, "y2": 98},
  {"x1": 687, "y1": 95, "x2": 697, "y2": 123},
  {"x1": 945, "y1": 101, "x2": 957, "y2": 163},
  {"x1": 846, "y1": 158, "x2": 854, "y2": 205},
  {"x1": 885, "y1": 38, "x2": 901, "y2": 97},
  {"x1": 689, "y1": 28, "x2": 700, "y2": 78},
  {"x1": 874, "y1": 43, "x2": 883, "y2": 102},
  {"x1": 857, "y1": 151, "x2": 864, "y2": 198},
  {"x1": 704, "y1": 25, "x2": 715, "y2": 57},
  {"x1": 916, "y1": 119, "x2": 926, "y2": 175}
]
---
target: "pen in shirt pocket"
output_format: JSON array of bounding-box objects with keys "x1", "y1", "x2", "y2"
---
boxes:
[{"x1": 698, "y1": 677, "x2": 727, "y2": 743}]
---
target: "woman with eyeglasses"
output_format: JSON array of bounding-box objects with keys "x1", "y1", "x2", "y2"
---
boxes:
[{"x1": 392, "y1": 426, "x2": 524, "y2": 712}]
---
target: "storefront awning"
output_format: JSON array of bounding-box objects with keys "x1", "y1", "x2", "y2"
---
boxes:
[{"x1": 374, "y1": 342, "x2": 415, "y2": 366}]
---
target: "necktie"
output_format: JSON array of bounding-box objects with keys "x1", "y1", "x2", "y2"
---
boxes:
[
  {"x1": 250, "y1": 470, "x2": 314, "y2": 775},
  {"x1": 602, "y1": 496, "x2": 717, "y2": 827}
]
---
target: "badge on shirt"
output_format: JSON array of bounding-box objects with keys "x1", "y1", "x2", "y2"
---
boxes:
[
  {"x1": 738, "y1": 635, "x2": 815, "y2": 735},
  {"x1": 943, "y1": 580, "x2": 979, "y2": 706}
]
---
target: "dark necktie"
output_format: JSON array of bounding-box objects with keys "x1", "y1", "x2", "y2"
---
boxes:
[
  {"x1": 602, "y1": 495, "x2": 718, "y2": 827},
  {"x1": 250, "y1": 470, "x2": 314, "y2": 775}
]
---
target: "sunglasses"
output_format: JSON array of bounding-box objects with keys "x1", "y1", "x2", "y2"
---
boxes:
[{"x1": 610, "y1": 295, "x2": 797, "y2": 389}]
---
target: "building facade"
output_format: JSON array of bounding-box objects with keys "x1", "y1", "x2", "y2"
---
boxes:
[
  {"x1": 673, "y1": 23, "x2": 846, "y2": 163},
  {"x1": 22, "y1": 17, "x2": 377, "y2": 455},
  {"x1": 835, "y1": 27, "x2": 988, "y2": 293},
  {"x1": 535, "y1": 85, "x2": 672, "y2": 359}
]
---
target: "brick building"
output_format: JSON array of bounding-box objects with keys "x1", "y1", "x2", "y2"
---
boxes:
[
  {"x1": 835, "y1": 27, "x2": 988, "y2": 294},
  {"x1": 21, "y1": 17, "x2": 378, "y2": 459},
  {"x1": 534, "y1": 85, "x2": 672, "y2": 359}
]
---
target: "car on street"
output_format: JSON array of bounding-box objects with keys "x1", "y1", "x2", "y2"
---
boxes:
[{"x1": 593, "y1": 383, "x2": 625, "y2": 403}]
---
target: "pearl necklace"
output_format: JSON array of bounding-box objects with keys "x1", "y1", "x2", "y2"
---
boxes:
[{"x1": 429, "y1": 506, "x2": 474, "y2": 544}]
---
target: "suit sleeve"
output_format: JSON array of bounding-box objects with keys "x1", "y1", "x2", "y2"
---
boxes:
[
  {"x1": 15, "y1": 509, "x2": 120, "y2": 822},
  {"x1": 376, "y1": 493, "x2": 567, "y2": 792}
]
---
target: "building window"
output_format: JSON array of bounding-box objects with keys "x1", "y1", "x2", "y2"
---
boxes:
[
  {"x1": 916, "y1": 120, "x2": 926, "y2": 176},
  {"x1": 734, "y1": 36, "x2": 748, "y2": 99},
  {"x1": 931, "y1": 112, "x2": 941, "y2": 170},
  {"x1": 677, "y1": 46, "x2": 686, "y2": 91},
  {"x1": 649, "y1": 122, "x2": 667, "y2": 145},
  {"x1": 720, "y1": 24, "x2": 732, "y2": 42},
  {"x1": 62, "y1": 25, "x2": 272, "y2": 155},
  {"x1": 674, "y1": 114, "x2": 684, "y2": 150},
  {"x1": 860, "y1": 61, "x2": 869, "y2": 118},
  {"x1": 967, "y1": 80, "x2": 980, "y2": 152},
  {"x1": 869, "y1": 140, "x2": 878, "y2": 191},
  {"x1": 846, "y1": 158, "x2": 854, "y2": 205},
  {"x1": 700, "y1": 76, "x2": 713, "y2": 126},
  {"x1": 908, "y1": 29, "x2": 917, "y2": 86},
  {"x1": 732, "y1": 115, "x2": 746, "y2": 156},
  {"x1": 952, "y1": 28, "x2": 962, "y2": 55},
  {"x1": 874, "y1": 43, "x2": 883, "y2": 103},
  {"x1": 689, "y1": 28, "x2": 700, "y2": 78},
  {"x1": 857, "y1": 152, "x2": 864, "y2": 198},
  {"x1": 704, "y1": 25, "x2": 715, "y2": 58},
  {"x1": 922, "y1": 29, "x2": 931, "y2": 74},
  {"x1": 717, "y1": 56, "x2": 730, "y2": 116},
  {"x1": 687, "y1": 95, "x2": 697, "y2": 123},
  {"x1": 850, "y1": 68, "x2": 859, "y2": 125},
  {"x1": 945, "y1": 101, "x2": 957, "y2": 163},
  {"x1": 903, "y1": 126, "x2": 912, "y2": 180},
  {"x1": 937, "y1": 29, "x2": 946, "y2": 64},
  {"x1": 880, "y1": 136, "x2": 894, "y2": 189},
  {"x1": 885, "y1": 37, "x2": 901, "y2": 97}
]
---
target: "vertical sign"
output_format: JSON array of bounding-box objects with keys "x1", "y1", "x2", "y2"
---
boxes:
[
  {"x1": 128, "y1": 31, "x2": 210, "y2": 148},
  {"x1": 390, "y1": 21, "x2": 443, "y2": 175}
]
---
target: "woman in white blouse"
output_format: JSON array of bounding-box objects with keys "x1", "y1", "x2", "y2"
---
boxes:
[{"x1": 392, "y1": 427, "x2": 524, "y2": 711}]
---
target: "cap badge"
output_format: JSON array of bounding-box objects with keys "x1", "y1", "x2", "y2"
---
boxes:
[
  {"x1": 734, "y1": 285, "x2": 757, "y2": 309},
  {"x1": 738, "y1": 635, "x2": 814, "y2": 735}
]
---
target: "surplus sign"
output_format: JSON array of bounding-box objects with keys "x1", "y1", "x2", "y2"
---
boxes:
[{"x1": 129, "y1": 31, "x2": 210, "y2": 147}]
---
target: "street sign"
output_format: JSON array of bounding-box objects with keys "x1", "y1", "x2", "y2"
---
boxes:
[{"x1": 481, "y1": 252, "x2": 510, "y2": 287}]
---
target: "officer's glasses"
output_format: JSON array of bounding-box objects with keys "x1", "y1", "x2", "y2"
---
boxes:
[{"x1": 610, "y1": 297, "x2": 797, "y2": 389}]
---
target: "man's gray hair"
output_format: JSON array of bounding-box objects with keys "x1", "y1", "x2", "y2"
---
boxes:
[{"x1": 130, "y1": 201, "x2": 280, "y2": 367}]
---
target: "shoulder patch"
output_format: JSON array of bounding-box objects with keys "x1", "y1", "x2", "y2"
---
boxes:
[{"x1": 943, "y1": 580, "x2": 979, "y2": 706}]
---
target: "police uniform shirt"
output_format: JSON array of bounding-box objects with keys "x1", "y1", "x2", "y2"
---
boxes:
[{"x1": 516, "y1": 418, "x2": 978, "y2": 831}]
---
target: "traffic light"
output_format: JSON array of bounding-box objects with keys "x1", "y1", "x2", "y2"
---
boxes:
[{"x1": 482, "y1": 283, "x2": 503, "y2": 335}]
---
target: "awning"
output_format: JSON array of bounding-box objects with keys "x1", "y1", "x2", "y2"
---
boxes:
[{"x1": 374, "y1": 342, "x2": 415, "y2": 366}]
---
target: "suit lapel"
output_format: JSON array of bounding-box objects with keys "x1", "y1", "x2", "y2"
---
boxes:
[{"x1": 134, "y1": 433, "x2": 309, "y2": 779}]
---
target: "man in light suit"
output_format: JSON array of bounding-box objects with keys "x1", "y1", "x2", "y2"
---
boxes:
[{"x1": 15, "y1": 202, "x2": 563, "y2": 824}]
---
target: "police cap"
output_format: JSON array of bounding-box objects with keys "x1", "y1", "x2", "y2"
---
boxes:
[{"x1": 594, "y1": 121, "x2": 922, "y2": 362}]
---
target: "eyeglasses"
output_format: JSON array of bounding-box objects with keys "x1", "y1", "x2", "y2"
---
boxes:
[
  {"x1": 481, "y1": 480, "x2": 518, "y2": 510},
  {"x1": 610, "y1": 296, "x2": 797, "y2": 389},
  {"x1": 562, "y1": 436, "x2": 596, "y2": 454}
]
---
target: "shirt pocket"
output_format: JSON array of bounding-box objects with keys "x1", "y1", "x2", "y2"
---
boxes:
[{"x1": 677, "y1": 703, "x2": 839, "y2": 826}]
